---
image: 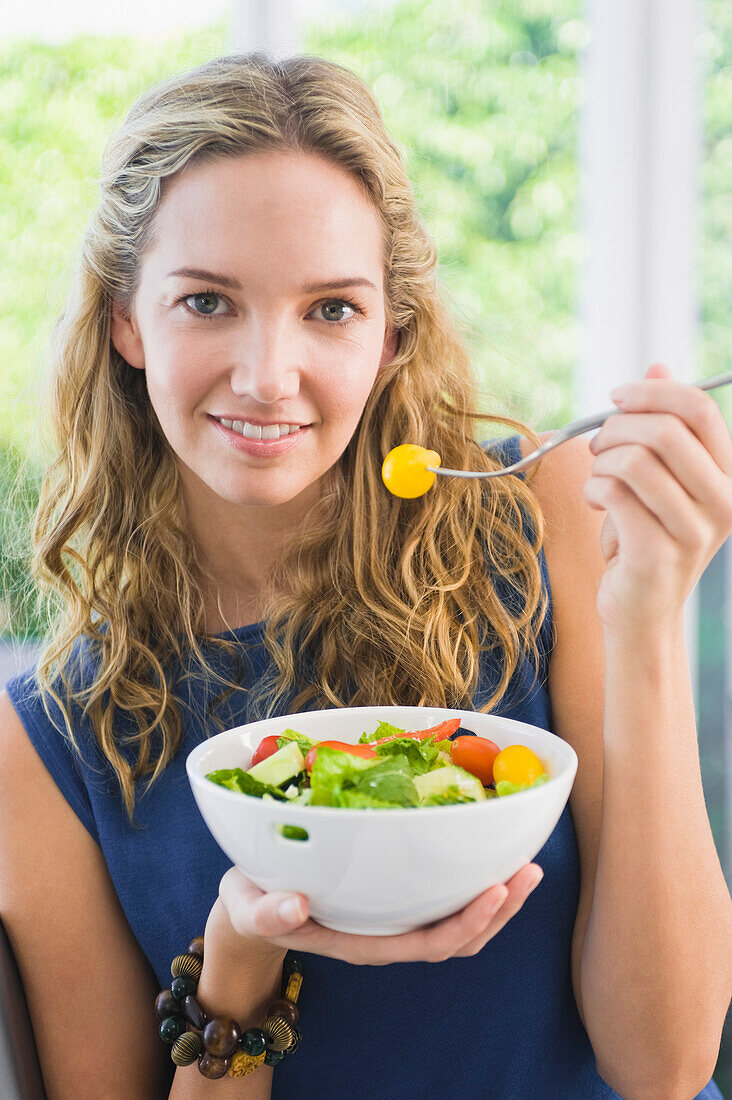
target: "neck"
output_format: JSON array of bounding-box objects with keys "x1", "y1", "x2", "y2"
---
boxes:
[{"x1": 179, "y1": 470, "x2": 320, "y2": 634}]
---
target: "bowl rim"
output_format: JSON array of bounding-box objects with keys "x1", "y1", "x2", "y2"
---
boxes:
[{"x1": 186, "y1": 705, "x2": 578, "y2": 819}]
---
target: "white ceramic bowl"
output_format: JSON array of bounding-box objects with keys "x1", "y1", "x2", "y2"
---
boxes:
[{"x1": 186, "y1": 705, "x2": 577, "y2": 935}]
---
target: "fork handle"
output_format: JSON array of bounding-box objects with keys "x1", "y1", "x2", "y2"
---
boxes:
[
  {"x1": 427, "y1": 369, "x2": 732, "y2": 479},
  {"x1": 552, "y1": 368, "x2": 732, "y2": 445}
]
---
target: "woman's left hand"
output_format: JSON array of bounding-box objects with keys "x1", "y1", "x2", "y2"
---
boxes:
[{"x1": 584, "y1": 362, "x2": 732, "y2": 638}]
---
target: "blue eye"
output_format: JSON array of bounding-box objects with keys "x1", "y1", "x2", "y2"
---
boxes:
[{"x1": 179, "y1": 290, "x2": 229, "y2": 321}]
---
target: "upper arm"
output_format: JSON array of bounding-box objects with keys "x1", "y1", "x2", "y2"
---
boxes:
[
  {"x1": 0, "y1": 689, "x2": 172, "y2": 1100},
  {"x1": 520, "y1": 434, "x2": 607, "y2": 1028}
]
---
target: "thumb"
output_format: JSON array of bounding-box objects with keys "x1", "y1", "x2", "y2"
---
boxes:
[
  {"x1": 219, "y1": 867, "x2": 310, "y2": 939},
  {"x1": 644, "y1": 361, "x2": 673, "y2": 381}
]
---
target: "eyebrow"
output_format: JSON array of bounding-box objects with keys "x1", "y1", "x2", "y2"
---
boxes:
[{"x1": 165, "y1": 267, "x2": 378, "y2": 294}]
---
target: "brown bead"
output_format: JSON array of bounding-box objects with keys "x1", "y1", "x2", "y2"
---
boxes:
[
  {"x1": 171, "y1": 1031, "x2": 203, "y2": 1067},
  {"x1": 287, "y1": 1026, "x2": 302, "y2": 1055},
  {"x1": 266, "y1": 998, "x2": 299, "y2": 1027},
  {"x1": 155, "y1": 989, "x2": 179, "y2": 1020},
  {"x1": 182, "y1": 994, "x2": 207, "y2": 1031},
  {"x1": 197, "y1": 1052, "x2": 230, "y2": 1079},
  {"x1": 171, "y1": 953, "x2": 203, "y2": 982},
  {"x1": 203, "y1": 1015, "x2": 241, "y2": 1058},
  {"x1": 187, "y1": 935, "x2": 205, "y2": 958},
  {"x1": 262, "y1": 1015, "x2": 295, "y2": 1052}
]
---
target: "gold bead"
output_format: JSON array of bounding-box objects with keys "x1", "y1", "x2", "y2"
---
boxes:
[
  {"x1": 171, "y1": 1031, "x2": 203, "y2": 1067},
  {"x1": 284, "y1": 970, "x2": 303, "y2": 1003},
  {"x1": 262, "y1": 1015, "x2": 295, "y2": 1052},
  {"x1": 171, "y1": 953, "x2": 203, "y2": 981},
  {"x1": 228, "y1": 1050, "x2": 265, "y2": 1077}
]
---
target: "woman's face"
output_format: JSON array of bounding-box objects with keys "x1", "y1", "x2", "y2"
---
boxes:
[{"x1": 111, "y1": 150, "x2": 398, "y2": 513}]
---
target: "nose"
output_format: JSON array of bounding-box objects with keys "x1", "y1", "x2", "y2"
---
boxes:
[{"x1": 229, "y1": 322, "x2": 301, "y2": 405}]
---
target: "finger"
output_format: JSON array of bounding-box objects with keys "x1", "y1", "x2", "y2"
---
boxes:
[
  {"x1": 454, "y1": 864, "x2": 544, "y2": 957},
  {"x1": 584, "y1": 474, "x2": 669, "y2": 569},
  {"x1": 589, "y1": 444, "x2": 703, "y2": 546},
  {"x1": 219, "y1": 867, "x2": 310, "y2": 939},
  {"x1": 644, "y1": 362, "x2": 673, "y2": 381},
  {"x1": 328, "y1": 882, "x2": 512, "y2": 966},
  {"x1": 609, "y1": 381, "x2": 732, "y2": 476},
  {"x1": 244, "y1": 881, "x2": 512, "y2": 967},
  {"x1": 590, "y1": 413, "x2": 732, "y2": 512},
  {"x1": 417, "y1": 864, "x2": 542, "y2": 963},
  {"x1": 219, "y1": 867, "x2": 509, "y2": 966}
]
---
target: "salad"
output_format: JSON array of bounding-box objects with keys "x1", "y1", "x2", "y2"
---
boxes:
[{"x1": 205, "y1": 718, "x2": 549, "y2": 815}]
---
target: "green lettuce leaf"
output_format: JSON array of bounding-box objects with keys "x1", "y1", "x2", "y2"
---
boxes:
[
  {"x1": 421, "y1": 785, "x2": 484, "y2": 806},
  {"x1": 374, "y1": 736, "x2": 440, "y2": 775},
  {"x1": 347, "y1": 755, "x2": 419, "y2": 806},
  {"x1": 309, "y1": 747, "x2": 419, "y2": 807},
  {"x1": 358, "y1": 720, "x2": 405, "y2": 745},
  {"x1": 205, "y1": 767, "x2": 289, "y2": 801},
  {"x1": 309, "y1": 747, "x2": 381, "y2": 805},
  {"x1": 277, "y1": 824, "x2": 309, "y2": 840},
  {"x1": 337, "y1": 790, "x2": 406, "y2": 809},
  {"x1": 275, "y1": 728, "x2": 315, "y2": 754},
  {"x1": 495, "y1": 773, "x2": 549, "y2": 797}
]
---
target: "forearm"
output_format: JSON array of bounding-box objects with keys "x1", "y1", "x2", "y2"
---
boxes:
[
  {"x1": 168, "y1": 910, "x2": 285, "y2": 1099},
  {"x1": 580, "y1": 626, "x2": 732, "y2": 1098}
]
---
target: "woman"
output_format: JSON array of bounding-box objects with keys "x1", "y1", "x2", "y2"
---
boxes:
[{"x1": 1, "y1": 52, "x2": 730, "y2": 1098}]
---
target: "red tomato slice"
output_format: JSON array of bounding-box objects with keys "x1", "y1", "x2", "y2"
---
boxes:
[
  {"x1": 250, "y1": 734, "x2": 282, "y2": 768},
  {"x1": 371, "y1": 718, "x2": 461, "y2": 748},
  {"x1": 305, "y1": 740, "x2": 378, "y2": 772},
  {"x1": 450, "y1": 735, "x2": 500, "y2": 786}
]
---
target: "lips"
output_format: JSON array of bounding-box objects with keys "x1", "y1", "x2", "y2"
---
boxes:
[
  {"x1": 214, "y1": 417, "x2": 304, "y2": 440},
  {"x1": 209, "y1": 415, "x2": 310, "y2": 456}
]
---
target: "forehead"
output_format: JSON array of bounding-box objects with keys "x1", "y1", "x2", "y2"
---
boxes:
[{"x1": 146, "y1": 150, "x2": 385, "y2": 286}]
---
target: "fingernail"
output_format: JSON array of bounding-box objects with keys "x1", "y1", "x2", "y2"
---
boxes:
[
  {"x1": 610, "y1": 384, "x2": 630, "y2": 404},
  {"x1": 492, "y1": 886, "x2": 508, "y2": 907},
  {"x1": 278, "y1": 898, "x2": 304, "y2": 923},
  {"x1": 529, "y1": 870, "x2": 544, "y2": 891}
]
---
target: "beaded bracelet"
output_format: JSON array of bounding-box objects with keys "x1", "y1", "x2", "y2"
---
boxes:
[{"x1": 155, "y1": 936, "x2": 303, "y2": 1079}]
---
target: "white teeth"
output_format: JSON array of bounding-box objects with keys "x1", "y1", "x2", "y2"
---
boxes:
[{"x1": 217, "y1": 418, "x2": 304, "y2": 439}]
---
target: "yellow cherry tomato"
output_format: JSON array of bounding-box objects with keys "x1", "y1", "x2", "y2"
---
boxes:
[
  {"x1": 492, "y1": 744, "x2": 545, "y2": 787},
  {"x1": 381, "y1": 444, "x2": 442, "y2": 498}
]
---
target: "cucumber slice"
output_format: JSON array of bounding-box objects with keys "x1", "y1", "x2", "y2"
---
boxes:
[
  {"x1": 413, "y1": 765, "x2": 487, "y2": 804},
  {"x1": 247, "y1": 741, "x2": 305, "y2": 787}
]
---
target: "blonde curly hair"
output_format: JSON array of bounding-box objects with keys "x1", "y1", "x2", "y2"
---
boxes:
[{"x1": 29, "y1": 51, "x2": 548, "y2": 820}]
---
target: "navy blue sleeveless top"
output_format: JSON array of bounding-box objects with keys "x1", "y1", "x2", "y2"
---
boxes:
[{"x1": 6, "y1": 436, "x2": 723, "y2": 1099}]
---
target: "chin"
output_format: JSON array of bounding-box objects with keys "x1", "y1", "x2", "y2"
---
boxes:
[{"x1": 215, "y1": 482, "x2": 312, "y2": 509}]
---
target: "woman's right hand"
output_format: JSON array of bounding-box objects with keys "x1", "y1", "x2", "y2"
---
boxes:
[{"x1": 211, "y1": 861, "x2": 544, "y2": 968}]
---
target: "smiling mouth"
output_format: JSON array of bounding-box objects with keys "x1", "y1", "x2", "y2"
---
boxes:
[{"x1": 212, "y1": 417, "x2": 309, "y2": 440}]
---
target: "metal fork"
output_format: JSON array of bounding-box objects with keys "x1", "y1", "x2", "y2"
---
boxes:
[{"x1": 426, "y1": 370, "x2": 732, "y2": 479}]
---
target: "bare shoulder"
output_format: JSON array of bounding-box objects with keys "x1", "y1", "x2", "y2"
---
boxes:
[
  {"x1": 519, "y1": 432, "x2": 607, "y2": 1028},
  {"x1": 0, "y1": 689, "x2": 171, "y2": 1098},
  {"x1": 520, "y1": 431, "x2": 602, "y2": 541}
]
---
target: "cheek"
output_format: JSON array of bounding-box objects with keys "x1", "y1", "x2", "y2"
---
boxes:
[
  {"x1": 317, "y1": 357, "x2": 380, "y2": 421},
  {"x1": 145, "y1": 354, "x2": 211, "y2": 426}
]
